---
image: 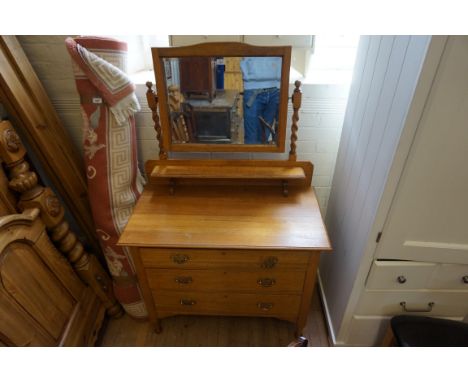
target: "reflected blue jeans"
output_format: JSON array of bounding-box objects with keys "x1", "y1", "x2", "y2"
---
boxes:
[{"x1": 243, "y1": 87, "x2": 279, "y2": 144}]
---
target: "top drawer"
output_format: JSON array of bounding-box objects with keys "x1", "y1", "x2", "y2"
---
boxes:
[
  {"x1": 366, "y1": 260, "x2": 437, "y2": 290},
  {"x1": 367, "y1": 260, "x2": 468, "y2": 290},
  {"x1": 139, "y1": 248, "x2": 310, "y2": 270},
  {"x1": 430, "y1": 264, "x2": 468, "y2": 290}
]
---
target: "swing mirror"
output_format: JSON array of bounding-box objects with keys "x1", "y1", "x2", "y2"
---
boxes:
[{"x1": 151, "y1": 43, "x2": 291, "y2": 153}]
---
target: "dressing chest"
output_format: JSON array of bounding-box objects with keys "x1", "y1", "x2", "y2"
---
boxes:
[{"x1": 118, "y1": 42, "x2": 332, "y2": 337}]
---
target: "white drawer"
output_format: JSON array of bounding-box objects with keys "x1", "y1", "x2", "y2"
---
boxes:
[
  {"x1": 430, "y1": 264, "x2": 468, "y2": 290},
  {"x1": 356, "y1": 290, "x2": 468, "y2": 317},
  {"x1": 366, "y1": 260, "x2": 437, "y2": 290}
]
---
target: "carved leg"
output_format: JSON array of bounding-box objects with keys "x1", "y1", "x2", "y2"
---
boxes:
[
  {"x1": 0, "y1": 121, "x2": 123, "y2": 318},
  {"x1": 146, "y1": 82, "x2": 167, "y2": 160}
]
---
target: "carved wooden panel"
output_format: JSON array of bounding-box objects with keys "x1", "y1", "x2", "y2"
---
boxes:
[
  {"x1": 0, "y1": 209, "x2": 105, "y2": 346},
  {"x1": 0, "y1": 287, "x2": 55, "y2": 346},
  {"x1": 1, "y1": 242, "x2": 75, "y2": 339},
  {"x1": 0, "y1": 35, "x2": 101, "y2": 256}
]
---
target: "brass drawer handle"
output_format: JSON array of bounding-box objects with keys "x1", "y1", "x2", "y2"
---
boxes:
[
  {"x1": 400, "y1": 301, "x2": 434, "y2": 313},
  {"x1": 257, "y1": 302, "x2": 274, "y2": 311},
  {"x1": 257, "y1": 278, "x2": 276, "y2": 287},
  {"x1": 462, "y1": 276, "x2": 468, "y2": 284},
  {"x1": 171, "y1": 254, "x2": 190, "y2": 264},
  {"x1": 175, "y1": 276, "x2": 193, "y2": 284},
  {"x1": 261, "y1": 256, "x2": 278, "y2": 269},
  {"x1": 180, "y1": 299, "x2": 196, "y2": 306}
]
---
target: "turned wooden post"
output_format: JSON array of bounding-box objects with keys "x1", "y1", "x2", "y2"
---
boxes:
[
  {"x1": 289, "y1": 80, "x2": 302, "y2": 161},
  {"x1": 0, "y1": 120, "x2": 123, "y2": 318},
  {"x1": 146, "y1": 81, "x2": 167, "y2": 159}
]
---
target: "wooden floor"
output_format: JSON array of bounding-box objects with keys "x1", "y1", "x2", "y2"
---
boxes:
[{"x1": 99, "y1": 285, "x2": 330, "y2": 347}]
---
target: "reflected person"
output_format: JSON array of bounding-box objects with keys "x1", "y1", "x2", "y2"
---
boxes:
[{"x1": 240, "y1": 57, "x2": 281, "y2": 144}]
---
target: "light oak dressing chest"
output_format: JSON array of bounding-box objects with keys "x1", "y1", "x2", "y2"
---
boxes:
[{"x1": 118, "y1": 42, "x2": 332, "y2": 336}]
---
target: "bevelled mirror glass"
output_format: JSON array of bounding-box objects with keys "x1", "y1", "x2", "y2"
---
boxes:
[{"x1": 152, "y1": 43, "x2": 291, "y2": 153}]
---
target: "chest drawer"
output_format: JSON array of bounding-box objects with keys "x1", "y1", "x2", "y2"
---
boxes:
[
  {"x1": 146, "y1": 268, "x2": 305, "y2": 294},
  {"x1": 366, "y1": 260, "x2": 437, "y2": 290},
  {"x1": 366, "y1": 260, "x2": 468, "y2": 291},
  {"x1": 152, "y1": 290, "x2": 301, "y2": 320},
  {"x1": 139, "y1": 248, "x2": 310, "y2": 270},
  {"x1": 356, "y1": 290, "x2": 468, "y2": 317},
  {"x1": 430, "y1": 264, "x2": 468, "y2": 290}
]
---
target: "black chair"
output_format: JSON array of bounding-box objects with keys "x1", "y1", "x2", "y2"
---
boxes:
[{"x1": 390, "y1": 315, "x2": 468, "y2": 346}]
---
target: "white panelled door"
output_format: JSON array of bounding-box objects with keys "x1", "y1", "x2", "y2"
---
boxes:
[{"x1": 375, "y1": 36, "x2": 468, "y2": 265}]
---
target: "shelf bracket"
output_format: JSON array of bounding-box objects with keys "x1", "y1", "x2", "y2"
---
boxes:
[
  {"x1": 282, "y1": 180, "x2": 289, "y2": 197},
  {"x1": 169, "y1": 178, "x2": 176, "y2": 195}
]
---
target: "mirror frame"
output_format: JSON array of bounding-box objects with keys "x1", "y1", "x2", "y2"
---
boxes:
[{"x1": 152, "y1": 42, "x2": 291, "y2": 153}]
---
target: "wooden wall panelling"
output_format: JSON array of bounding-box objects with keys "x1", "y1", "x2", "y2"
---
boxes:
[
  {"x1": 0, "y1": 35, "x2": 101, "y2": 256},
  {"x1": 0, "y1": 120, "x2": 123, "y2": 318}
]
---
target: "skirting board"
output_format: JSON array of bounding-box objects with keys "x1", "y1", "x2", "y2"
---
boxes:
[{"x1": 317, "y1": 269, "x2": 344, "y2": 346}]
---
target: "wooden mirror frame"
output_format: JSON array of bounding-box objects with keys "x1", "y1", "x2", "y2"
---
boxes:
[{"x1": 151, "y1": 42, "x2": 291, "y2": 153}]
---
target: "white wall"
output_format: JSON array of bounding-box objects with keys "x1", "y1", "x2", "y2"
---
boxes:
[
  {"x1": 319, "y1": 36, "x2": 431, "y2": 343},
  {"x1": 18, "y1": 35, "x2": 352, "y2": 214}
]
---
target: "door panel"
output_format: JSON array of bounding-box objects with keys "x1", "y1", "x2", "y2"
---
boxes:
[
  {"x1": 0, "y1": 288, "x2": 55, "y2": 346},
  {"x1": 375, "y1": 36, "x2": 468, "y2": 265},
  {"x1": 1, "y1": 242, "x2": 75, "y2": 340}
]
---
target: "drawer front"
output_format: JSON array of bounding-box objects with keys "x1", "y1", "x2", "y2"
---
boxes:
[
  {"x1": 356, "y1": 290, "x2": 468, "y2": 317},
  {"x1": 140, "y1": 248, "x2": 309, "y2": 269},
  {"x1": 430, "y1": 264, "x2": 468, "y2": 290},
  {"x1": 366, "y1": 260, "x2": 437, "y2": 290},
  {"x1": 146, "y1": 269, "x2": 305, "y2": 294},
  {"x1": 152, "y1": 291, "x2": 301, "y2": 319}
]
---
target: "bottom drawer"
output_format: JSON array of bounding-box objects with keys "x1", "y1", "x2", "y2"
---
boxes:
[
  {"x1": 152, "y1": 291, "x2": 301, "y2": 320},
  {"x1": 356, "y1": 290, "x2": 468, "y2": 317}
]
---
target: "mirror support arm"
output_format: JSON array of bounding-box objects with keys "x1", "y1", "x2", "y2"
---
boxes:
[
  {"x1": 146, "y1": 81, "x2": 167, "y2": 160},
  {"x1": 289, "y1": 80, "x2": 302, "y2": 161}
]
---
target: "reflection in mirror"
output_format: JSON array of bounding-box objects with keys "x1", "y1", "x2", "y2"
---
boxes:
[{"x1": 162, "y1": 56, "x2": 282, "y2": 145}]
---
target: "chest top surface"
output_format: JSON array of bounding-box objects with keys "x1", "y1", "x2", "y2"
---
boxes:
[{"x1": 119, "y1": 184, "x2": 331, "y2": 251}]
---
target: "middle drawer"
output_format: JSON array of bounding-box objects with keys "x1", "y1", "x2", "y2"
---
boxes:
[{"x1": 146, "y1": 268, "x2": 305, "y2": 294}]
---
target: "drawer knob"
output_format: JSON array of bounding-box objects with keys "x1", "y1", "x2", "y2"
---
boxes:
[
  {"x1": 180, "y1": 299, "x2": 196, "y2": 306},
  {"x1": 261, "y1": 256, "x2": 278, "y2": 269},
  {"x1": 257, "y1": 302, "x2": 274, "y2": 311},
  {"x1": 400, "y1": 301, "x2": 434, "y2": 313},
  {"x1": 171, "y1": 254, "x2": 190, "y2": 264},
  {"x1": 397, "y1": 275, "x2": 407, "y2": 284},
  {"x1": 257, "y1": 278, "x2": 276, "y2": 287},
  {"x1": 462, "y1": 276, "x2": 468, "y2": 284},
  {"x1": 175, "y1": 276, "x2": 193, "y2": 284}
]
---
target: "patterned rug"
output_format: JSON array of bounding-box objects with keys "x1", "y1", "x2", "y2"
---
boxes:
[{"x1": 65, "y1": 36, "x2": 147, "y2": 318}]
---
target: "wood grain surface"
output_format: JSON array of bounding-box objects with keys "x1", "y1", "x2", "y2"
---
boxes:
[{"x1": 119, "y1": 185, "x2": 331, "y2": 250}]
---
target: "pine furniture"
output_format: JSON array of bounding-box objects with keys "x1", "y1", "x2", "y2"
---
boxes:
[
  {"x1": 119, "y1": 43, "x2": 331, "y2": 337},
  {"x1": 0, "y1": 119, "x2": 122, "y2": 346}
]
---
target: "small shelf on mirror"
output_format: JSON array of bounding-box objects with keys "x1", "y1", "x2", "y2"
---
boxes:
[{"x1": 150, "y1": 164, "x2": 306, "y2": 180}]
